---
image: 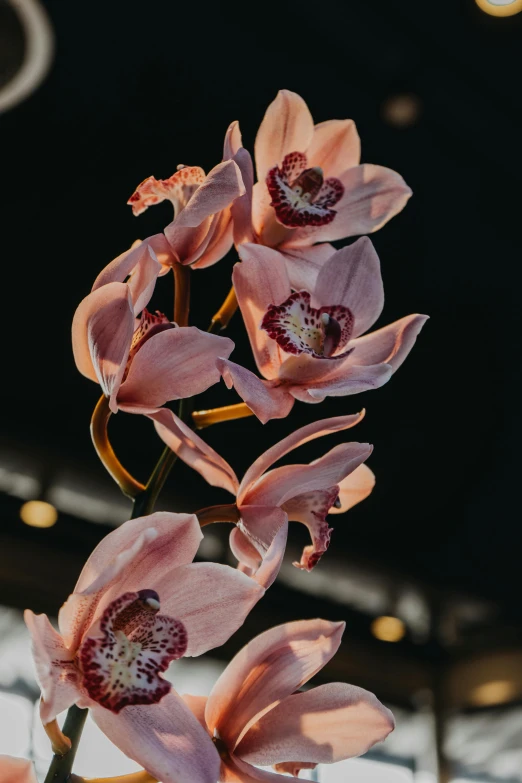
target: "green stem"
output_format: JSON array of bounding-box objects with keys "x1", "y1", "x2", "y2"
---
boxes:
[{"x1": 43, "y1": 705, "x2": 88, "y2": 783}]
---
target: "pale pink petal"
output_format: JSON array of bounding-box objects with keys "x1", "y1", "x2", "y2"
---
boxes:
[
  {"x1": 181, "y1": 694, "x2": 209, "y2": 733},
  {"x1": 238, "y1": 505, "x2": 288, "y2": 556},
  {"x1": 273, "y1": 761, "x2": 317, "y2": 777},
  {"x1": 292, "y1": 164, "x2": 412, "y2": 244},
  {"x1": 71, "y1": 282, "x2": 134, "y2": 408},
  {"x1": 0, "y1": 757, "x2": 38, "y2": 783},
  {"x1": 283, "y1": 487, "x2": 339, "y2": 572},
  {"x1": 279, "y1": 243, "x2": 334, "y2": 291},
  {"x1": 218, "y1": 359, "x2": 294, "y2": 424},
  {"x1": 117, "y1": 328, "x2": 234, "y2": 411},
  {"x1": 164, "y1": 218, "x2": 213, "y2": 266},
  {"x1": 307, "y1": 119, "x2": 361, "y2": 175},
  {"x1": 92, "y1": 240, "x2": 162, "y2": 315},
  {"x1": 255, "y1": 90, "x2": 314, "y2": 183},
  {"x1": 284, "y1": 363, "x2": 393, "y2": 399},
  {"x1": 224, "y1": 121, "x2": 243, "y2": 159},
  {"x1": 238, "y1": 411, "x2": 365, "y2": 503},
  {"x1": 149, "y1": 407, "x2": 239, "y2": 495},
  {"x1": 175, "y1": 160, "x2": 245, "y2": 228},
  {"x1": 312, "y1": 238, "x2": 384, "y2": 337},
  {"x1": 246, "y1": 443, "x2": 373, "y2": 509},
  {"x1": 236, "y1": 682, "x2": 394, "y2": 765},
  {"x1": 231, "y1": 147, "x2": 255, "y2": 246},
  {"x1": 221, "y1": 754, "x2": 286, "y2": 783},
  {"x1": 23, "y1": 611, "x2": 79, "y2": 724},
  {"x1": 59, "y1": 513, "x2": 202, "y2": 648},
  {"x1": 205, "y1": 619, "x2": 344, "y2": 748},
  {"x1": 347, "y1": 314, "x2": 429, "y2": 372},
  {"x1": 148, "y1": 232, "x2": 177, "y2": 269},
  {"x1": 234, "y1": 245, "x2": 291, "y2": 378},
  {"x1": 91, "y1": 691, "x2": 220, "y2": 783},
  {"x1": 153, "y1": 563, "x2": 264, "y2": 657},
  {"x1": 190, "y1": 210, "x2": 234, "y2": 269},
  {"x1": 229, "y1": 528, "x2": 262, "y2": 570},
  {"x1": 251, "y1": 519, "x2": 288, "y2": 590},
  {"x1": 329, "y1": 464, "x2": 375, "y2": 514}
]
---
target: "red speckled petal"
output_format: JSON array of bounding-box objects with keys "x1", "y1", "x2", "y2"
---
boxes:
[
  {"x1": 283, "y1": 487, "x2": 339, "y2": 571},
  {"x1": 266, "y1": 165, "x2": 342, "y2": 229},
  {"x1": 127, "y1": 168, "x2": 206, "y2": 216},
  {"x1": 79, "y1": 591, "x2": 187, "y2": 713}
]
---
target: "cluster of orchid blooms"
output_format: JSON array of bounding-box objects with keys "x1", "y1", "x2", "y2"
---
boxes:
[{"x1": 1, "y1": 90, "x2": 428, "y2": 783}]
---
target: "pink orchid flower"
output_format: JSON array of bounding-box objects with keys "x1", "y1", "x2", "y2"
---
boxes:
[
  {"x1": 0, "y1": 757, "x2": 37, "y2": 783},
  {"x1": 126, "y1": 126, "x2": 245, "y2": 270},
  {"x1": 216, "y1": 238, "x2": 428, "y2": 423},
  {"x1": 226, "y1": 89, "x2": 412, "y2": 289},
  {"x1": 149, "y1": 408, "x2": 374, "y2": 572},
  {"x1": 181, "y1": 619, "x2": 394, "y2": 782},
  {"x1": 24, "y1": 512, "x2": 264, "y2": 783},
  {"x1": 72, "y1": 239, "x2": 234, "y2": 414}
]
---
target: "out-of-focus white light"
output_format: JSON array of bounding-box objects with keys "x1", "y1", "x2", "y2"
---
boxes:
[
  {"x1": 382, "y1": 94, "x2": 421, "y2": 128},
  {"x1": 475, "y1": 0, "x2": 522, "y2": 16},
  {"x1": 20, "y1": 499, "x2": 57, "y2": 528},
  {"x1": 0, "y1": 692, "x2": 33, "y2": 757},
  {"x1": 320, "y1": 756, "x2": 413, "y2": 783},
  {"x1": 371, "y1": 616, "x2": 406, "y2": 643}
]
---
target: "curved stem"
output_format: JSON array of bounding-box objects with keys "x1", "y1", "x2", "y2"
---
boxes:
[
  {"x1": 192, "y1": 402, "x2": 254, "y2": 429},
  {"x1": 43, "y1": 705, "x2": 88, "y2": 783},
  {"x1": 91, "y1": 395, "x2": 145, "y2": 498},
  {"x1": 71, "y1": 773, "x2": 157, "y2": 783},
  {"x1": 196, "y1": 504, "x2": 240, "y2": 527},
  {"x1": 44, "y1": 716, "x2": 72, "y2": 756},
  {"x1": 173, "y1": 263, "x2": 191, "y2": 327},
  {"x1": 208, "y1": 285, "x2": 238, "y2": 333}
]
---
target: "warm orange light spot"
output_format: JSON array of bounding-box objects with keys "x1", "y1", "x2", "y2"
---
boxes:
[
  {"x1": 382, "y1": 94, "x2": 421, "y2": 128},
  {"x1": 470, "y1": 680, "x2": 517, "y2": 706},
  {"x1": 20, "y1": 500, "x2": 58, "y2": 528},
  {"x1": 371, "y1": 616, "x2": 406, "y2": 643},
  {"x1": 475, "y1": 0, "x2": 522, "y2": 16}
]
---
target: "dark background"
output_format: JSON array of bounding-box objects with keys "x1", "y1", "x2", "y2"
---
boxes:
[{"x1": 1, "y1": 0, "x2": 522, "y2": 726}]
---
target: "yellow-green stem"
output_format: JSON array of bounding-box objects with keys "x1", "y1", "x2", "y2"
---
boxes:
[
  {"x1": 173, "y1": 262, "x2": 191, "y2": 327},
  {"x1": 208, "y1": 285, "x2": 238, "y2": 333},
  {"x1": 192, "y1": 402, "x2": 254, "y2": 429}
]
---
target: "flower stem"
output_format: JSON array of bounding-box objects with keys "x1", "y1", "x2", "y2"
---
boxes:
[
  {"x1": 192, "y1": 402, "x2": 254, "y2": 429},
  {"x1": 208, "y1": 285, "x2": 238, "y2": 333},
  {"x1": 91, "y1": 395, "x2": 145, "y2": 499},
  {"x1": 196, "y1": 504, "x2": 240, "y2": 527},
  {"x1": 71, "y1": 773, "x2": 157, "y2": 783},
  {"x1": 173, "y1": 263, "x2": 191, "y2": 327},
  {"x1": 44, "y1": 716, "x2": 72, "y2": 756},
  {"x1": 43, "y1": 705, "x2": 88, "y2": 783}
]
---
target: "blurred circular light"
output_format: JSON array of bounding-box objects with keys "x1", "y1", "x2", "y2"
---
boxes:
[
  {"x1": 20, "y1": 500, "x2": 58, "y2": 528},
  {"x1": 382, "y1": 94, "x2": 421, "y2": 129},
  {"x1": 475, "y1": 0, "x2": 522, "y2": 16},
  {"x1": 371, "y1": 615, "x2": 406, "y2": 642},
  {"x1": 470, "y1": 680, "x2": 517, "y2": 706}
]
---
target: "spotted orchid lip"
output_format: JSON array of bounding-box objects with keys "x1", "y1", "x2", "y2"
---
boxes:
[
  {"x1": 78, "y1": 590, "x2": 187, "y2": 713},
  {"x1": 127, "y1": 166, "x2": 206, "y2": 216},
  {"x1": 266, "y1": 151, "x2": 344, "y2": 229},
  {"x1": 260, "y1": 291, "x2": 354, "y2": 359}
]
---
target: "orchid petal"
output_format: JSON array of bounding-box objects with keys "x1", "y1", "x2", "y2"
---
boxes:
[
  {"x1": 234, "y1": 245, "x2": 291, "y2": 378},
  {"x1": 224, "y1": 121, "x2": 243, "y2": 159},
  {"x1": 79, "y1": 591, "x2": 187, "y2": 712},
  {"x1": 91, "y1": 691, "x2": 220, "y2": 783},
  {"x1": 127, "y1": 168, "x2": 206, "y2": 217},
  {"x1": 221, "y1": 754, "x2": 286, "y2": 783},
  {"x1": 59, "y1": 513, "x2": 202, "y2": 649},
  {"x1": 347, "y1": 314, "x2": 429, "y2": 372},
  {"x1": 71, "y1": 282, "x2": 134, "y2": 409},
  {"x1": 181, "y1": 694, "x2": 209, "y2": 732},
  {"x1": 148, "y1": 232, "x2": 177, "y2": 269},
  {"x1": 237, "y1": 505, "x2": 288, "y2": 556},
  {"x1": 255, "y1": 90, "x2": 314, "y2": 183},
  {"x1": 312, "y1": 238, "x2": 384, "y2": 337},
  {"x1": 231, "y1": 148, "x2": 255, "y2": 246},
  {"x1": 153, "y1": 563, "x2": 264, "y2": 657},
  {"x1": 23, "y1": 611, "x2": 79, "y2": 724},
  {"x1": 117, "y1": 328, "x2": 234, "y2": 411},
  {"x1": 236, "y1": 682, "x2": 394, "y2": 765},
  {"x1": 149, "y1": 407, "x2": 239, "y2": 495},
  {"x1": 307, "y1": 119, "x2": 361, "y2": 175},
  {"x1": 205, "y1": 619, "x2": 344, "y2": 748},
  {"x1": 217, "y1": 359, "x2": 294, "y2": 424},
  {"x1": 283, "y1": 487, "x2": 340, "y2": 571},
  {"x1": 189, "y1": 210, "x2": 234, "y2": 269},
  {"x1": 174, "y1": 160, "x2": 245, "y2": 228},
  {"x1": 245, "y1": 442, "x2": 372, "y2": 509},
  {"x1": 238, "y1": 412, "x2": 365, "y2": 503},
  {"x1": 293, "y1": 164, "x2": 412, "y2": 244},
  {"x1": 251, "y1": 519, "x2": 288, "y2": 590},
  {"x1": 0, "y1": 756, "x2": 38, "y2": 783},
  {"x1": 329, "y1": 464, "x2": 375, "y2": 514},
  {"x1": 229, "y1": 528, "x2": 261, "y2": 570},
  {"x1": 92, "y1": 240, "x2": 162, "y2": 315},
  {"x1": 279, "y1": 243, "x2": 335, "y2": 291}
]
